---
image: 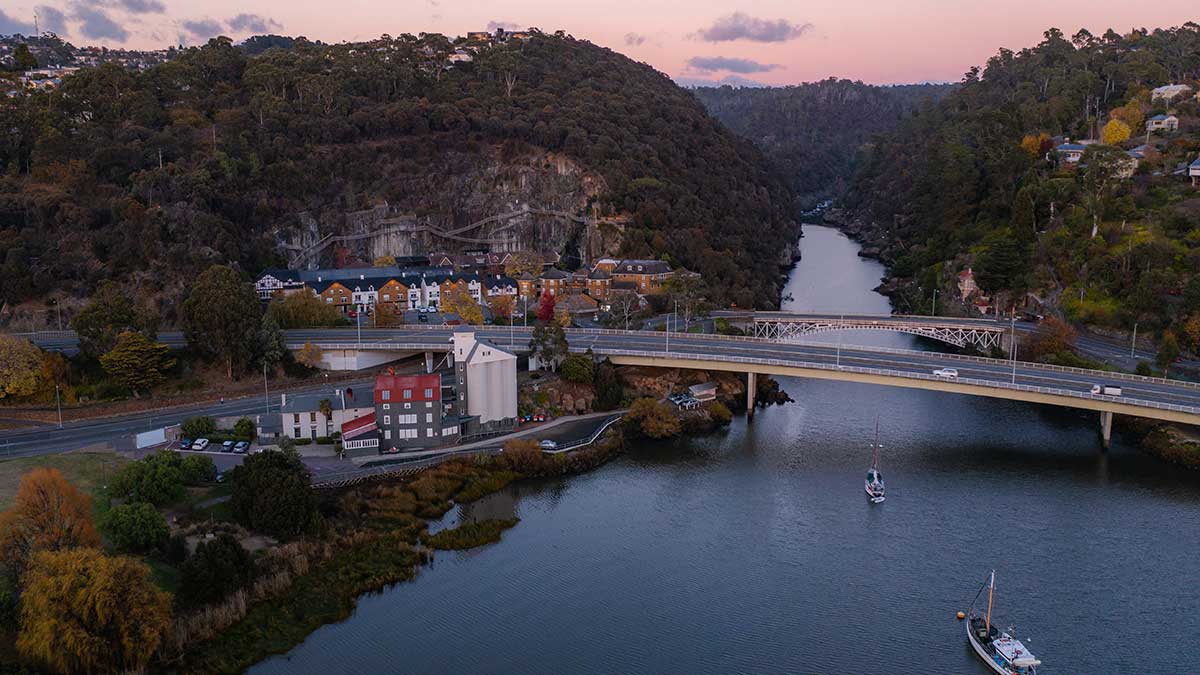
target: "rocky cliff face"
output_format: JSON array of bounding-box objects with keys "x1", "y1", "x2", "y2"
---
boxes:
[{"x1": 279, "y1": 145, "x2": 625, "y2": 269}]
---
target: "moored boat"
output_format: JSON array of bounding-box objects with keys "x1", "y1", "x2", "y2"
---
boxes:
[
  {"x1": 964, "y1": 571, "x2": 1041, "y2": 675},
  {"x1": 864, "y1": 419, "x2": 885, "y2": 503}
]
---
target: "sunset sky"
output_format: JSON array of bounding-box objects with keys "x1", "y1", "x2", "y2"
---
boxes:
[{"x1": 2, "y1": 0, "x2": 1198, "y2": 85}]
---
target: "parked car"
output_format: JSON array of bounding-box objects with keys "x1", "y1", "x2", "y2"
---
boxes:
[
  {"x1": 533, "y1": 414, "x2": 545, "y2": 422},
  {"x1": 233, "y1": 441, "x2": 250, "y2": 454},
  {"x1": 222, "y1": 440, "x2": 235, "y2": 453},
  {"x1": 348, "y1": 310, "x2": 358, "y2": 318},
  {"x1": 1091, "y1": 384, "x2": 1123, "y2": 396},
  {"x1": 539, "y1": 439, "x2": 558, "y2": 450},
  {"x1": 192, "y1": 438, "x2": 210, "y2": 451},
  {"x1": 933, "y1": 368, "x2": 959, "y2": 380},
  {"x1": 418, "y1": 313, "x2": 428, "y2": 323},
  {"x1": 179, "y1": 438, "x2": 193, "y2": 450}
]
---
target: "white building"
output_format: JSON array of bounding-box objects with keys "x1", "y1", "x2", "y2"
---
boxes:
[
  {"x1": 452, "y1": 331, "x2": 518, "y2": 435},
  {"x1": 1151, "y1": 84, "x2": 1192, "y2": 102},
  {"x1": 279, "y1": 389, "x2": 374, "y2": 440}
]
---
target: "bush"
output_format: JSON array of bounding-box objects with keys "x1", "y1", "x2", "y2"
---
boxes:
[
  {"x1": 233, "y1": 418, "x2": 256, "y2": 441},
  {"x1": 180, "y1": 454, "x2": 217, "y2": 485},
  {"x1": 593, "y1": 358, "x2": 623, "y2": 410},
  {"x1": 315, "y1": 436, "x2": 333, "y2": 445},
  {"x1": 165, "y1": 533, "x2": 189, "y2": 564},
  {"x1": 182, "y1": 416, "x2": 217, "y2": 438},
  {"x1": 1136, "y1": 360, "x2": 1154, "y2": 376},
  {"x1": 624, "y1": 398, "x2": 681, "y2": 439},
  {"x1": 559, "y1": 354, "x2": 595, "y2": 384},
  {"x1": 102, "y1": 502, "x2": 169, "y2": 553},
  {"x1": 293, "y1": 438, "x2": 313, "y2": 446},
  {"x1": 424, "y1": 519, "x2": 519, "y2": 550},
  {"x1": 229, "y1": 450, "x2": 321, "y2": 539},
  {"x1": 110, "y1": 450, "x2": 185, "y2": 506},
  {"x1": 177, "y1": 534, "x2": 254, "y2": 609},
  {"x1": 708, "y1": 401, "x2": 733, "y2": 425}
]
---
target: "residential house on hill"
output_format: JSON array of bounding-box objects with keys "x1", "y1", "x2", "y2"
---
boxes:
[
  {"x1": 1190, "y1": 158, "x2": 1200, "y2": 186},
  {"x1": 1055, "y1": 142, "x2": 1087, "y2": 164},
  {"x1": 538, "y1": 268, "x2": 570, "y2": 296},
  {"x1": 1147, "y1": 114, "x2": 1179, "y2": 132},
  {"x1": 1151, "y1": 84, "x2": 1193, "y2": 102},
  {"x1": 611, "y1": 259, "x2": 674, "y2": 294}
]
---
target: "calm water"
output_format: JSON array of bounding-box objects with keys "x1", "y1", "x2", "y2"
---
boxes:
[{"x1": 256, "y1": 226, "x2": 1200, "y2": 674}]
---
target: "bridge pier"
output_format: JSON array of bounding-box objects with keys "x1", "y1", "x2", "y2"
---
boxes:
[
  {"x1": 1100, "y1": 411, "x2": 1113, "y2": 450},
  {"x1": 746, "y1": 372, "x2": 756, "y2": 419},
  {"x1": 425, "y1": 351, "x2": 434, "y2": 374}
]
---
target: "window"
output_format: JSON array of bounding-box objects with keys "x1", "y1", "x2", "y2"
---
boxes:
[
  {"x1": 382, "y1": 390, "x2": 390, "y2": 401},
  {"x1": 383, "y1": 293, "x2": 390, "y2": 301},
  {"x1": 425, "y1": 413, "x2": 433, "y2": 423},
  {"x1": 404, "y1": 402, "x2": 411, "y2": 409},
  {"x1": 426, "y1": 429, "x2": 434, "y2": 437},
  {"x1": 383, "y1": 415, "x2": 391, "y2": 425},
  {"x1": 309, "y1": 412, "x2": 316, "y2": 423},
  {"x1": 293, "y1": 414, "x2": 300, "y2": 424},
  {"x1": 382, "y1": 404, "x2": 390, "y2": 410},
  {"x1": 403, "y1": 389, "x2": 412, "y2": 399},
  {"x1": 326, "y1": 297, "x2": 332, "y2": 303},
  {"x1": 384, "y1": 430, "x2": 391, "y2": 440},
  {"x1": 293, "y1": 427, "x2": 301, "y2": 438},
  {"x1": 424, "y1": 388, "x2": 433, "y2": 397},
  {"x1": 426, "y1": 401, "x2": 432, "y2": 408}
]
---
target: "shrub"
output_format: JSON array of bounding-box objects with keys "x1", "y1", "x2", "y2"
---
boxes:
[
  {"x1": 102, "y1": 502, "x2": 169, "y2": 553},
  {"x1": 228, "y1": 450, "x2": 321, "y2": 539},
  {"x1": 593, "y1": 358, "x2": 623, "y2": 410},
  {"x1": 110, "y1": 450, "x2": 185, "y2": 506},
  {"x1": 1136, "y1": 360, "x2": 1154, "y2": 376},
  {"x1": 165, "y1": 533, "x2": 189, "y2": 564},
  {"x1": 559, "y1": 353, "x2": 595, "y2": 384},
  {"x1": 424, "y1": 519, "x2": 519, "y2": 550},
  {"x1": 315, "y1": 436, "x2": 333, "y2": 445},
  {"x1": 708, "y1": 401, "x2": 733, "y2": 425},
  {"x1": 624, "y1": 398, "x2": 681, "y2": 439},
  {"x1": 182, "y1": 416, "x2": 217, "y2": 438},
  {"x1": 180, "y1": 455, "x2": 217, "y2": 485},
  {"x1": 177, "y1": 534, "x2": 254, "y2": 609},
  {"x1": 293, "y1": 438, "x2": 313, "y2": 446},
  {"x1": 233, "y1": 418, "x2": 256, "y2": 441}
]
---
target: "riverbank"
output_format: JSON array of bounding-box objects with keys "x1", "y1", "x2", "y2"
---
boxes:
[{"x1": 173, "y1": 431, "x2": 626, "y2": 673}]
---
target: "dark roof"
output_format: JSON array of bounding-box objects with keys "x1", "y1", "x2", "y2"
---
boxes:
[
  {"x1": 615, "y1": 259, "x2": 672, "y2": 275},
  {"x1": 1056, "y1": 143, "x2": 1087, "y2": 152},
  {"x1": 1148, "y1": 114, "x2": 1174, "y2": 121},
  {"x1": 258, "y1": 268, "x2": 302, "y2": 283},
  {"x1": 484, "y1": 275, "x2": 517, "y2": 288},
  {"x1": 611, "y1": 280, "x2": 639, "y2": 291},
  {"x1": 587, "y1": 268, "x2": 611, "y2": 280},
  {"x1": 539, "y1": 268, "x2": 570, "y2": 280}
]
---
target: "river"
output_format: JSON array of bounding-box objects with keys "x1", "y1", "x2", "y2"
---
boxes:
[{"x1": 255, "y1": 226, "x2": 1200, "y2": 674}]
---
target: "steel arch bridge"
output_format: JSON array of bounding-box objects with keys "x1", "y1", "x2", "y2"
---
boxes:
[{"x1": 751, "y1": 316, "x2": 1008, "y2": 352}]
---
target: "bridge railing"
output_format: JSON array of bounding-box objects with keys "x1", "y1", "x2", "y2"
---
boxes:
[{"x1": 284, "y1": 324, "x2": 1200, "y2": 391}]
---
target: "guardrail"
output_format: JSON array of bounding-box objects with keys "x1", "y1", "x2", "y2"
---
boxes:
[{"x1": 544, "y1": 415, "x2": 623, "y2": 453}]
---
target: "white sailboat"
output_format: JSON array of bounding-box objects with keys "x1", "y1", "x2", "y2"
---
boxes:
[
  {"x1": 864, "y1": 419, "x2": 885, "y2": 503},
  {"x1": 965, "y1": 571, "x2": 1041, "y2": 675}
]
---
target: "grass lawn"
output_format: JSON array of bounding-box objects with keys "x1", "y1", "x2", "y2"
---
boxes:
[{"x1": 0, "y1": 451, "x2": 129, "y2": 509}]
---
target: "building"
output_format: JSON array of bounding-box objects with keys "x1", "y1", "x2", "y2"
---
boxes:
[
  {"x1": 1146, "y1": 114, "x2": 1179, "y2": 133},
  {"x1": 1054, "y1": 142, "x2": 1087, "y2": 164},
  {"x1": 611, "y1": 259, "x2": 674, "y2": 294},
  {"x1": 558, "y1": 292, "x2": 600, "y2": 317},
  {"x1": 255, "y1": 269, "x2": 306, "y2": 300},
  {"x1": 586, "y1": 268, "x2": 612, "y2": 300},
  {"x1": 1151, "y1": 84, "x2": 1192, "y2": 101},
  {"x1": 1190, "y1": 158, "x2": 1200, "y2": 186},
  {"x1": 538, "y1": 268, "x2": 570, "y2": 296},
  {"x1": 688, "y1": 382, "x2": 718, "y2": 402},
  {"x1": 957, "y1": 267, "x2": 978, "y2": 301},
  {"x1": 279, "y1": 388, "x2": 373, "y2": 441},
  {"x1": 452, "y1": 332, "x2": 518, "y2": 437},
  {"x1": 370, "y1": 371, "x2": 461, "y2": 452}
]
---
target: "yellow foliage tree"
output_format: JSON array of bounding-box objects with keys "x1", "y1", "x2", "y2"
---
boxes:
[
  {"x1": 441, "y1": 283, "x2": 483, "y2": 324},
  {"x1": 0, "y1": 335, "x2": 44, "y2": 400},
  {"x1": 503, "y1": 251, "x2": 543, "y2": 278},
  {"x1": 1110, "y1": 101, "x2": 1144, "y2": 132},
  {"x1": 17, "y1": 548, "x2": 171, "y2": 674},
  {"x1": 0, "y1": 468, "x2": 100, "y2": 578},
  {"x1": 373, "y1": 255, "x2": 396, "y2": 267},
  {"x1": 1101, "y1": 118, "x2": 1132, "y2": 145},
  {"x1": 1020, "y1": 133, "x2": 1049, "y2": 157},
  {"x1": 266, "y1": 292, "x2": 342, "y2": 328},
  {"x1": 487, "y1": 293, "x2": 516, "y2": 322},
  {"x1": 295, "y1": 342, "x2": 324, "y2": 369}
]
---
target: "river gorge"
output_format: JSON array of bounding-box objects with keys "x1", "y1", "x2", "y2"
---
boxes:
[{"x1": 255, "y1": 226, "x2": 1200, "y2": 675}]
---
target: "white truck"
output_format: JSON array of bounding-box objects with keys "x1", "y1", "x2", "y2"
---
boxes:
[{"x1": 1091, "y1": 384, "x2": 1122, "y2": 396}]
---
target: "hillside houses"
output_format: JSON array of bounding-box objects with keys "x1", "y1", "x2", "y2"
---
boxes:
[
  {"x1": 1151, "y1": 84, "x2": 1193, "y2": 102},
  {"x1": 1146, "y1": 114, "x2": 1179, "y2": 132}
]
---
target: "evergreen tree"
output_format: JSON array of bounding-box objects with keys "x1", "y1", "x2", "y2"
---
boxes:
[
  {"x1": 99, "y1": 331, "x2": 176, "y2": 397},
  {"x1": 183, "y1": 265, "x2": 261, "y2": 379}
]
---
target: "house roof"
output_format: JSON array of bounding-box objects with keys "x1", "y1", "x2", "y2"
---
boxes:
[
  {"x1": 539, "y1": 268, "x2": 570, "y2": 280},
  {"x1": 615, "y1": 259, "x2": 672, "y2": 274},
  {"x1": 559, "y1": 293, "x2": 599, "y2": 313},
  {"x1": 1148, "y1": 114, "x2": 1176, "y2": 122},
  {"x1": 483, "y1": 275, "x2": 517, "y2": 289},
  {"x1": 1190, "y1": 158, "x2": 1200, "y2": 168},
  {"x1": 281, "y1": 389, "x2": 373, "y2": 414},
  {"x1": 1056, "y1": 143, "x2": 1087, "y2": 152},
  {"x1": 257, "y1": 268, "x2": 302, "y2": 283},
  {"x1": 341, "y1": 412, "x2": 377, "y2": 440},
  {"x1": 587, "y1": 268, "x2": 611, "y2": 280}
]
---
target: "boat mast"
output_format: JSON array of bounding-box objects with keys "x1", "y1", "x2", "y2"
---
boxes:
[
  {"x1": 871, "y1": 417, "x2": 880, "y2": 471},
  {"x1": 985, "y1": 570, "x2": 995, "y2": 634}
]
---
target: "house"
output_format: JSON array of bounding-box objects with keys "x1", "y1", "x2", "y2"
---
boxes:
[
  {"x1": 483, "y1": 275, "x2": 518, "y2": 298},
  {"x1": 538, "y1": 268, "x2": 570, "y2": 296},
  {"x1": 688, "y1": 382, "x2": 718, "y2": 402},
  {"x1": 311, "y1": 279, "x2": 354, "y2": 313},
  {"x1": 592, "y1": 258, "x2": 620, "y2": 274},
  {"x1": 1146, "y1": 114, "x2": 1179, "y2": 133},
  {"x1": 957, "y1": 268, "x2": 978, "y2": 301},
  {"x1": 516, "y1": 272, "x2": 537, "y2": 300},
  {"x1": 586, "y1": 268, "x2": 612, "y2": 300},
  {"x1": 558, "y1": 292, "x2": 600, "y2": 317},
  {"x1": 370, "y1": 371, "x2": 460, "y2": 452},
  {"x1": 611, "y1": 259, "x2": 674, "y2": 294},
  {"x1": 255, "y1": 268, "x2": 305, "y2": 300},
  {"x1": 1054, "y1": 143, "x2": 1087, "y2": 164},
  {"x1": 279, "y1": 388, "x2": 374, "y2": 441},
  {"x1": 1190, "y1": 158, "x2": 1200, "y2": 186},
  {"x1": 1151, "y1": 84, "x2": 1192, "y2": 102}
]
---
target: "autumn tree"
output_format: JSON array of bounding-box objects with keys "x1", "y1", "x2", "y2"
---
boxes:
[
  {"x1": 0, "y1": 336, "x2": 44, "y2": 400},
  {"x1": 99, "y1": 331, "x2": 176, "y2": 397},
  {"x1": 17, "y1": 548, "x2": 171, "y2": 674},
  {"x1": 624, "y1": 398, "x2": 681, "y2": 439},
  {"x1": 71, "y1": 281, "x2": 158, "y2": 359},
  {"x1": 504, "y1": 251, "x2": 543, "y2": 278},
  {"x1": 296, "y1": 342, "x2": 323, "y2": 369},
  {"x1": 1157, "y1": 331, "x2": 1180, "y2": 375},
  {"x1": 488, "y1": 293, "x2": 516, "y2": 323},
  {"x1": 183, "y1": 265, "x2": 261, "y2": 379},
  {"x1": 1020, "y1": 132, "x2": 1051, "y2": 157},
  {"x1": 1110, "y1": 100, "x2": 1144, "y2": 131},
  {"x1": 0, "y1": 469, "x2": 100, "y2": 579},
  {"x1": 266, "y1": 292, "x2": 341, "y2": 328},
  {"x1": 373, "y1": 255, "x2": 396, "y2": 266},
  {"x1": 537, "y1": 290, "x2": 556, "y2": 323},
  {"x1": 1101, "y1": 118, "x2": 1132, "y2": 145},
  {"x1": 441, "y1": 283, "x2": 483, "y2": 324}
]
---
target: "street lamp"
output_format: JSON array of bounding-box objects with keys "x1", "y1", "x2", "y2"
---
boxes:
[
  {"x1": 1130, "y1": 322, "x2": 1138, "y2": 358},
  {"x1": 263, "y1": 361, "x2": 270, "y2": 414},
  {"x1": 54, "y1": 384, "x2": 62, "y2": 429},
  {"x1": 1010, "y1": 313, "x2": 1018, "y2": 384},
  {"x1": 932, "y1": 288, "x2": 938, "y2": 316}
]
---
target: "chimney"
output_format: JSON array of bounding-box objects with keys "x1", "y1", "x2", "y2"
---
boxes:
[{"x1": 280, "y1": 393, "x2": 287, "y2": 407}]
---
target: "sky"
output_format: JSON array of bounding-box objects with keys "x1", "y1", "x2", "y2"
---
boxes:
[{"x1": 1, "y1": 0, "x2": 1198, "y2": 85}]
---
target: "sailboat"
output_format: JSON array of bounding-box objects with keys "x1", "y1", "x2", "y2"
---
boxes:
[
  {"x1": 864, "y1": 419, "x2": 885, "y2": 503},
  {"x1": 965, "y1": 571, "x2": 1041, "y2": 675}
]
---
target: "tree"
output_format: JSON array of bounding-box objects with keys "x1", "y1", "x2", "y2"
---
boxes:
[
  {"x1": 180, "y1": 454, "x2": 216, "y2": 484},
  {"x1": 233, "y1": 417, "x2": 257, "y2": 440},
  {"x1": 1183, "y1": 313, "x2": 1200, "y2": 354},
  {"x1": 17, "y1": 548, "x2": 170, "y2": 674},
  {"x1": 1156, "y1": 331, "x2": 1180, "y2": 375},
  {"x1": 177, "y1": 533, "x2": 254, "y2": 609},
  {"x1": 609, "y1": 292, "x2": 640, "y2": 330},
  {"x1": 504, "y1": 251, "x2": 543, "y2": 278},
  {"x1": 537, "y1": 290, "x2": 556, "y2": 323},
  {"x1": 488, "y1": 293, "x2": 516, "y2": 323},
  {"x1": 13, "y1": 44, "x2": 37, "y2": 71},
  {"x1": 258, "y1": 312, "x2": 288, "y2": 369},
  {"x1": 593, "y1": 358, "x2": 623, "y2": 410},
  {"x1": 109, "y1": 451, "x2": 185, "y2": 506},
  {"x1": 708, "y1": 401, "x2": 733, "y2": 425},
  {"x1": 99, "y1": 331, "x2": 176, "y2": 397},
  {"x1": 181, "y1": 416, "x2": 216, "y2": 437},
  {"x1": 662, "y1": 273, "x2": 706, "y2": 328},
  {"x1": 560, "y1": 353, "x2": 595, "y2": 384},
  {"x1": 0, "y1": 335, "x2": 44, "y2": 400},
  {"x1": 1101, "y1": 118, "x2": 1132, "y2": 145},
  {"x1": 1110, "y1": 100, "x2": 1144, "y2": 131},
  {"x1": 266, "y1": 292, "x2": 342, "y2": 328},
  {"x1": 624, "y1": 398, "x2": 681, "y2": 439},
  {"x1": 441, "y1": 283, "x2": 483, "y2": 324},
  {"x1": 974, "y1": 233, "x2": 1027, "y2": 296},
  {"x1": 0, "y1": 469, "x2": 100, "y2": 579},
  {"x1": 183, "y1": 265, "x2": 261, "y2": 379},
  {"x1": 529, "y1": 323, "x2": 568, "y2": 371},
  {"x1": 229, "y1": 449, "x2": 321, "y2": 538},
  {"x1": 296, "y1": 342, "x2": 323, "y2": 369},
  {"x1": 71, "y1": 281, "x2": 156, "y2": 359},
  {"x1": 102, "y1": 502, "x2": 169, "y2": 553}
]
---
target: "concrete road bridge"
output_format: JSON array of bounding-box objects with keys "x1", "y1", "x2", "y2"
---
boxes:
[{"x1": 281, "y1": 325, "x2": 1200, "y2": 447}]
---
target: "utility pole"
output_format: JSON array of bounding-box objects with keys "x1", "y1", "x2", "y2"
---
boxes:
[
  {"x1": 1010, "y1": 314, "x2": 1018, "y2": 384},
  {"x1": 263, "y1": 361, "x2": 270, "y2": 414},
  {"x1": 54, "y1": 384, "x2": 62, "y2": 429},
  {"x1": 356, "y1": 306, "x2": 362, "y2": 346},
  {"x1": 1130, "y1": 322, "x2": 1138, "y2": 358},
  {"x1": 836, "y1": 314, "x2": 843, "y2": 367},
  {"x1": 932, "y1": 289, "x2": 938, "y2": 316}
]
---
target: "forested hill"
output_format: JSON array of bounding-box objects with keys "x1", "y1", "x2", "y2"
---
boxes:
[
  {"x1": 0, "y1": 32, "x2": 799, "y2": 319},
  {"x1": 691, "y1": 80, "x2": 952, "y2": 205},
  {"x1": 844, "y1": 25, "x2": 1200, "y2": 354}
]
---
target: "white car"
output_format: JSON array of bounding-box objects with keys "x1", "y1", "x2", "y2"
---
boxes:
[
  {"x1": 539, "y1": 439, "x2": 558, "y2": 450},
  {"x1": 932, "y1": 368, "x2": 959, "y2": 380},
  {"x1": 191, "y1": 438, "x2": 210, "y2": 451}
]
